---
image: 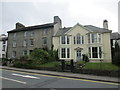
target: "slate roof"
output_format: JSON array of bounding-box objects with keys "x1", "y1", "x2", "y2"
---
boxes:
[
  {"x1": 55, "y1": 25, "x2": 112, "y2": 36},
  {"x1": 55, "y1": 27, "x2": 72, "y2": 36},
  {"x1": 84, "y1": 25, "x2": 112, "y2": 33},
  {"x1": 111, "y1": 32, "x2": 120, "y2": 40},
  {"x1": 7, "y1": 23, "x2": 55, "y2": 33}
]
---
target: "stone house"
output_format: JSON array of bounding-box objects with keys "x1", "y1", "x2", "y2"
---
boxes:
[{"x1": 7, "y1": 16, "x2": 61, "y2": 59}]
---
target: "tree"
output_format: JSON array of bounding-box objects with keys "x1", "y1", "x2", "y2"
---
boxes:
[{"x1": 112, "y1": 41, "x2": 120, "y2": 66}]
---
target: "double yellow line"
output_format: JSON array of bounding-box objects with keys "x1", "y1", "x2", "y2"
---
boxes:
[{"x1": 1, "y1": 68, "x2": 120, "y2": 86}]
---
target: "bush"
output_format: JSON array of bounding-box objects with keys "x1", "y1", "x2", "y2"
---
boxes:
[
  {"x1": 82, "y1": 54, "x2": 89, "y2": 62},
  {"x1": 29, "y1": 48, "x2": 50, "y2": 64},
  {"x1": 113, "y1": 52, "x2": 120, "y2": 66}
]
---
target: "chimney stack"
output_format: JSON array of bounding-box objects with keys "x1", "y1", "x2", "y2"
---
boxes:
[
  {"x1": 16, "y1": 22, "x2": 25, "y2": 29},
  {"x1": 103, "y1": 20, "x2": 108, "y2": 29},
  {"x1": 54, "y1": 16, "x2": 62, "y2": 28}
]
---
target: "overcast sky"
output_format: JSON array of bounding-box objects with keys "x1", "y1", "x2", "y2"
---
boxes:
[{"x1": 0, "y1": 0, "x2": 119, "y2": 34}]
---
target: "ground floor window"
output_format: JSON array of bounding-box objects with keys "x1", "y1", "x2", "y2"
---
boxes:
[
  {"x1": 60, "y1": 48, "x2": 70, "y2": 58},
  {"x1": 23, "y1": 50, "x2": 27, "y2": 55},
  {"x1": 89, "y1": 47, "x2": 102, "y2": 59},
  {"x1": 12, "y1": 51, "x2": 16, "y2": 58}
]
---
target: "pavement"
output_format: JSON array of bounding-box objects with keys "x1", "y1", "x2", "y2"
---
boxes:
[{"x1": 0, "y1": 66, "x2": 120, "y2": 83}]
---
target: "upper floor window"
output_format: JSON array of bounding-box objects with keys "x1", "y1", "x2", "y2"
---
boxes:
[
  {"x1": 23, "y1": 40, "x2": 27, "y2": 47},
  {"x1": 61, "y1": 35, "x2": 70, "y2": 44},
  {"x1": 3, "y1": 40, "x2": 6, "y2": 44},
  {"x1": 2, "y1": 45, "x2": 5, "y2": 51},
  {"x1": 88, "y1": 33, "x2": 101, "y2": 44},
  {"x1": 30, "y1": 39, "x2": 34, "y2": 46},
  {"x1": 42, "y1": 37, "x2": 47, "y2": 45},
  {"x1": 30, "y1": 31, "x2": 34, "y2": 37},
  {"x1": 74, "y1": 34, "x2": 84, "y2": 44},
  {"x1": 42, "y1": 30, "x2": 47, "y2": 35},
  {"x1": 24, "y1": 31, "x2": 28, "y2": 37},
  {"x1": 13, "y1": 33, "x2": 16, "y2": 38},
  {"x1": 12, "y1": 41, "x2": 17, "y2": 47}
]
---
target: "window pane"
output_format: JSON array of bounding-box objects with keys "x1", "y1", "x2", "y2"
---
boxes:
[
  {"x1": 67, "y1": 36, "x2": 69, "y2": 44},
  {"x1": 88, "y1": 34, "x2": 90, "y2": 43},
  {"x1": 98, "y1": 34, "x2": 101, "y2": 43},
  {"x1": 82, "y1": 36, "x2": 84, "y2": 44},
  {"x1": 42, "y1": 37, "x2": 47, "y2": 44},
  {"x1": 67, "y1": 48, "x2": 70, "y2": 58},
  {"x1": 61, "y1": 48, "x2": 66, "y2": 58},
  {"x1": 89, "y1": 47, "x2": 91, "y2": 58},
  {"x1": 30, "y1": 39, "x2": 34, "y2": 45},
  {"x1": 61, "y1": 36, "x2": 65, "y2": 44},
  {"x1": 77, "y1": 34, "x2": 81, "y2": 44},
  {"x1": 99, "y1": 47, "x2": 102, "y2": 58},
  {"x1": 74, "y1": 36, "x2": 76, "y2": 44},
  {"x1": 92, "y1": 47, "x2": 98, "y2": 58}
]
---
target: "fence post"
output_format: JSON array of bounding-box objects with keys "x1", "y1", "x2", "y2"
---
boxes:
[
  {"x1": 70, "y1": 59, "x2": 74, "y2": 72},
  {"x1": 61, "y1": 60, "x2": 65, "y2": 72}
]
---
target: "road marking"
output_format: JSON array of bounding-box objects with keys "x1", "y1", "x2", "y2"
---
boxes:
[
  {"x1": 2, "y1": 69, "x2": 120, "y2": 86},
  {"x1": 0, "y1": 77, "x2": 26, "y2": 84},
  {"x1": 12, "y1": 73, "x2": 40, "y2": 79}
]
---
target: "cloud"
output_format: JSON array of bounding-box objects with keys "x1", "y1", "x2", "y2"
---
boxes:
[{"x1": 0, "y1": 0, "x2": 119, "y2": 34}]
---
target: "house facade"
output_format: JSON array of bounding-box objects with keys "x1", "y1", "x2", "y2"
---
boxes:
[
  {"x1": 0, "y1": 34, "x2": 8, "y2": 58},
  {"x1": 53, "y1": 20, "x2": 112, "y2": 62},
  {"x1": 7, "y1": 16, "x2": 112, "y2": 62},
  {"x1": 7, "y1": 16, "x2": 62, "y2": 59}
]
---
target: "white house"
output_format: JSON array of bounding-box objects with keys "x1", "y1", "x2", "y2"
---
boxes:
[
  {"x1": 0, "y1": 34, "x2": 8, "y2": 58},
  {"x1": 53, "y1": 20, "x2": 112, "y2": 62}
]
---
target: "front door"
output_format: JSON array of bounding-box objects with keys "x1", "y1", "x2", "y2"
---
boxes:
[{"x1": 76, "y1": 50, "x2": 82, "y2": 61}]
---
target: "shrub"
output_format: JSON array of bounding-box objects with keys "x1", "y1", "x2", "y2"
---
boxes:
[
  {"x1": 29, "y1": 48, "x2": 50, "y2": 64},
  {"x1": 82, "y1": 54, "x2": 89, "y2": 62}
]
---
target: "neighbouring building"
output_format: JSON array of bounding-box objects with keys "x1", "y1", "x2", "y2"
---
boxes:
[
  {"x1": 53, "y1": 20, "x2": 112, "y2": 62},
  {"x1": 0, "y1": 34, "x2": 8, "y2": 58},
  {"x1": 7, "y1": 17, "x2": 112, "y2": 62},
  {"x1": 111, "y1": 32, "x2": 120, "y2": 48},
  {"x1": 7, "y1": 16, "x2": 62, "y2": 59},
  {"x1": 110, "y1": 32, "x2": 120, "y2": 60}
]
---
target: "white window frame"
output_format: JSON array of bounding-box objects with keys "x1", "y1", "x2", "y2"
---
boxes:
[
  {"x1": 74, "y1": 34, "x2": 84, "y2": 44},
  {"x1": 88, "y1": 33, "x2": 102, "y2": 44},
  {"x1": 60, "y1": 35, "x2": 70, "y2": 45},
  {"x1": 60, "y1": 48, "x2": 71, "y2": 59},
  {"x1": 88, "y1": 47, "x2": 103, "y2": 59}
]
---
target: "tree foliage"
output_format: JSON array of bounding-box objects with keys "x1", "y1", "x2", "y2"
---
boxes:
[{"x1": 112, "y1": 41, "x2": 120, "y2": 66}]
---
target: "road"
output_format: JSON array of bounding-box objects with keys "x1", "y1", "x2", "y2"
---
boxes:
[{"x1": 1, "y1": 69, "x2": 119, "y2": 89}]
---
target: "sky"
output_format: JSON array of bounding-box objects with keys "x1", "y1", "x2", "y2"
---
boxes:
[{"x1": 0, "y1": 0, "x2": 119, "y2": 34}]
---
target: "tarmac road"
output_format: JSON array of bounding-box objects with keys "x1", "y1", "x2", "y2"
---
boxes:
[{"x1": 1, "y1": 69, "x2": 119, "y2": 89}]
